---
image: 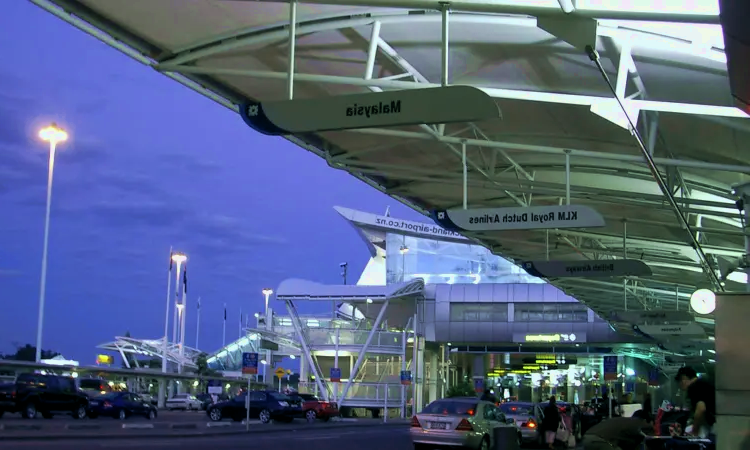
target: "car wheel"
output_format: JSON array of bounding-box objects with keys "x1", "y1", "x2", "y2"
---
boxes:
[
  {"x1": 22, "y1": 402, "x2": 37, "y2": 419},
  {"x1": 73, "y1": 405, "x2": 87, "y2": 420},
  {"x1": 186, "y1": 404, "x2": 192, "y2": 411},
  {"x1": 478, "y1": 436, "x2": 490, "y2": 450},
  {"x1": 208, "y1": 408, "x2": 222, "y2": 422},
  {"x1": 147, "y1": 410, "x2": 157, "y2": 420},
  {"x1": 117, "y1": 409, "x2": 127, "y2": 420},
  {"x1": 259, "y1": 409, "x2": 271, "y2": 424},
  {"x1": 305, "y1": 410, "x2": 317, "y2": 422}
]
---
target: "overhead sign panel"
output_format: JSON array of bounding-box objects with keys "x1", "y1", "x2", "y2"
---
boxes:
[
  {"x1": 609, "y1": 310, "x2": 695, "y2": 324},
  {"x1": 431, "y1": 205, "x2": 605, "y2": 232},
  {"x1": 239, "y1": 86, "x2": 501, "y2": 136},
  {"x1": 638, "y1": 323, "x2": 706, "y2": 338},
  {"x1": 521, "y1": 260, "x2": 652, "y2": 278}
]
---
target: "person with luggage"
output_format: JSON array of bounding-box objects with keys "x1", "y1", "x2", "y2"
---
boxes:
[
  {"x1": 542, "y1": 396, "x2": 562, "y2": 449},
  {"x1": 675, "y1": 367, "x2": 716, "y2": 440},
  {"x1": 582, "y1": 409, "x2": 654, "y2": 450}
]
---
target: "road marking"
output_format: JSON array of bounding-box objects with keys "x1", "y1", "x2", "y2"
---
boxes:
[{"x1": 99, "y1": 442, "x2": 180, "y2": 448}]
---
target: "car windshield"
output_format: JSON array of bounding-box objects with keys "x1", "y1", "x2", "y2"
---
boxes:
[
  {"x1": 500, "y1": 403, "x2": 533, "y2": 415},
  {"x1": 422, "y1": 400, "x2": 476, "y2": 416}
]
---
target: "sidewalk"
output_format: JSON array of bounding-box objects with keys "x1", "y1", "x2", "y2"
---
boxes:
[{"x1": 0, "y1": 418, "x2": 410, "y2": 441}]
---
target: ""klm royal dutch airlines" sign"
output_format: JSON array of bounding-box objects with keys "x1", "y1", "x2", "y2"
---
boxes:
[
  {"x1": 239, "y1": 86, "x2": 501, "y2": 135},
  {"x1": 431, "y1": 205, "x2": 605, "y2": 232}
]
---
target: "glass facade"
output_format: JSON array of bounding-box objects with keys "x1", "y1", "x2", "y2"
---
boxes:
[
  {"x1": 385, "y1": 233, "x2": 545, "y2": 285},
  {"x1": 450, "y1": 303, "x2": 509, "y2": 322},
  {"x1": 514, "y1": 303, "x2": 589, "y2": 322}
]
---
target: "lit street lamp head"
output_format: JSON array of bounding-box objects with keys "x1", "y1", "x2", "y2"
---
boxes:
[
  {"x1": 171, "y1": 253, "x2": 187, "y2": 264},
  {"x1": 39, "y1": 123, "x2": 68, "y2": 144},
  {"x1": 262, "y1": 288, "x2": 273, "y2": 296}
]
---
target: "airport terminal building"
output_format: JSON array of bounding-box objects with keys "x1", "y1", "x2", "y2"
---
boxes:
[{"x1": 206, "y1": 206, "x2": 651, "y2": 412}]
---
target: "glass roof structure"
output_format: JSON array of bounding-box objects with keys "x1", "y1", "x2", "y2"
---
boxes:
[{"x1": 32, "y1": 0, "x2": 743, "y2": 357}]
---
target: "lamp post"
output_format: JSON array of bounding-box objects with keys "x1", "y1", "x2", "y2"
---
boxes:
[
  {"x1": 262, "y1": 288, "x2": 273, "y2": 317},
  {"x1": 35, "y1": 123, "x2": 67, "y2": 363},
  {"x1": 164, "y1": 253, "x2": 186, "y2": 369}
]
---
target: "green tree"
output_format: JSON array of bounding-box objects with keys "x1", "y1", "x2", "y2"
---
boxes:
[
  {"x1": 446, "y1": 382, "x2": 476, "y2": 398},
  {"x1": 3, "y1": 344, "x2": 59, "y2": 362}
]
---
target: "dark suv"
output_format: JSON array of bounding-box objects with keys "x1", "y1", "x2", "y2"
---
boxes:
[{"x1": 0, "y1": 373, "x2": 90, "y2": 419}]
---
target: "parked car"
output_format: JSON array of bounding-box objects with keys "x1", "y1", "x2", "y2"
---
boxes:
[
  {"x1": 288, "y1": 392, "x2": 339, "y2": 422},
  {"x1": 195, "y1": 393, "x2": 213, "y2": 410},
  {"x1": 77, "y1": 378, "x2": 113, "y2": 397},
  {"x1": 411, "y1": 397, "x2": 520, "y2": 450},
  {"x1": 206, "y1": 390, "x2": 301, "y2": 424},
  {"x1": 499, "y1": 402, "x2": 544, "y2": 446},
  {"x1": 88, "y1": 391, "x2": 157, "y2": 420},
  {"x1": 0, "y1": 373, "x2": 89, "y2": 419},
  {"x1": 165, "y1": 393, "x2": 203, "y2": 410}
]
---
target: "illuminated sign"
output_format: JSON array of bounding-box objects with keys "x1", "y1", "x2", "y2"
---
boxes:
[
  {"x1": 514, "y1": 332, "x2": 586, "y2": 344},
  {"x1": 96, "y1": 354, "x2": 113, "y2": 365},
  {"x1": 523, "y1": 365, "x2": 541, "y2": 370}
]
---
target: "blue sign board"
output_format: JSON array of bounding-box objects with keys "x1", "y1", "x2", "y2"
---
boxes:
[
  {"x1": 330, "y1": 367, "x2": 341, "y2": 382},
  {"x1": 473, "y1": 378, "x2": 484, "y2": 393},
  {"x1": 603, "y1": 356, "x2": 618, "y2": 381},
  {"x1": 400, "y1": 370, "x2": 412, "y2": 386},
  {"x1": 624, "y1": 381, "x2": 635, "y2": 393},
  {"x1": 242, "y1": 352, "x2": 258, "y2": 375},
  {"x1": 648, "y1": 369, "x2": 660, "y2": 386}
]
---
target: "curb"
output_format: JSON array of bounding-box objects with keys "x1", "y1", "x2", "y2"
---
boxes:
[{"x1": 0, "y1": 420, "x2": 408, "y2": 441}]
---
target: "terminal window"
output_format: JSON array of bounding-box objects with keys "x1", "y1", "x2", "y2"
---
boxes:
[
  {"x1": 514, "y1": 303, "x2": 588, "y2": 322},
  {"x1": 450, "y1": 303, "x2": 509, "y2": 322}
]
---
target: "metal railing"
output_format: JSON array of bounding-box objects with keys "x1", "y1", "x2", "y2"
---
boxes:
[{"x1": 298, "y1": 381, "x2": 404, "y2": 406}]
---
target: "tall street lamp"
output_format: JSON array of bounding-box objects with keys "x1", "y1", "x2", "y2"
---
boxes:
[
  {"x1": 35, "y1": 123, "x2": 67, "y2": 363},
  {"x1": 262, "y1": 288, "x2": 273, "y2": 316}
]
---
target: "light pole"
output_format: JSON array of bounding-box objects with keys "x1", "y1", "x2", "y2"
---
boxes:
[
  {"x1": 35, "y1": 123, "x2": 67, "y2": 363},
  {"x1": 262, "y1": 288, "x2": 273, "y2": 317}
]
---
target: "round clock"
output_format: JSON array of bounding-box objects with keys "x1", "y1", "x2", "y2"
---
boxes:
[{"x1": 690, "y1": 289, "x2": 716, "y2": 315}]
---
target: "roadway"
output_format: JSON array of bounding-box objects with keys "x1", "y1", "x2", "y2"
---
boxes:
[{"x1": 0, "y1": 423, "x2": 414, "y2": 449}]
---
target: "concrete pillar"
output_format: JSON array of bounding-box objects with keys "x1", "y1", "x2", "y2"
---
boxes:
[
  {"x1": 429, "y1": 351, "x2": 438, "y2": 403},
  {"x1": 710, "y1": 182, "x2": 750, "y2": 448},
  {"x1": 416, "y1": 337, "x2": 426, "y2": 410},
  {"x1": 300, "y1": 356, "x2": 308, "y2": 392},
  {"x1": 472, "y1": 355, "x2": 484, "y2": 396}
]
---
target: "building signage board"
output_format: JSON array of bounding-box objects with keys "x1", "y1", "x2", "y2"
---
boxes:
[
  {"x1": 330, "y1": 367, "x2": 341, "y2": 383},
  {"x1": 241, "y1": 352, "x2": 258, "y2": 375},
  {"x1": 513, "y1": 333, "x2": 586, "y2": 343},
  {"x1": 638, "y1": 323, "x2": 706, "y2": 338},
  {"x1": 648, "y1": 369, "x2": 660, "y2": 386},
  {"x1": 431, "y1": 205, "x2": 605, "y2": 232},
  {"x1": 521, "y1": 259, "x2": 651, "y2": 278},
  {"x1": 473, "y1": 378, "x2": 484, "y2": 393},
  {"x1": 239, "y1": 86, "x2": 501, "y2": 136},
  {"x1": 609, "y1": 310, "x2": 695, "y2": 324},
  {"x1": 603, "y1": 356, "x2": 618, "y2": 381},
  {"x1": 400, "y1": 370, "x2": 412, "y2": 386}
]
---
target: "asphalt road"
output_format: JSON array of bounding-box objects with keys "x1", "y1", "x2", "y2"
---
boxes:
[
  {"x1": 1, "y1": 410, "x2": 207, "y2": 425},
  {"x1": 1, "y1": 423, "x2": 413, "y2": 450}
]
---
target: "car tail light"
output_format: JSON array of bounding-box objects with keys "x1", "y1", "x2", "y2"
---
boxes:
[
  {"x1": 467, "y1": 409, "x2": 475, "y2": 416},
  {"x1": 522, "y1": 419, "x2": 537, "y2": 428},
  {"x1": 411, "y1": 416, "x2": 421, "y2": 427},
  {"x1": 10, "y1": 390, "x2": 16, "y2": 399},
  {"x1": 456, "y1": 419, "x2": 473, "y2": 431}
]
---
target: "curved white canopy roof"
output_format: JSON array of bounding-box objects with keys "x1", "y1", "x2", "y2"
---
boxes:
[{"x1": 34, "y1": 0, "x2": 747, "y2": 354}]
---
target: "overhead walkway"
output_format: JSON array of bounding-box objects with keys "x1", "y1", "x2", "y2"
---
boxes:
[{"x1": 98, "y1": 336, "x2": 200, "y2": 370}]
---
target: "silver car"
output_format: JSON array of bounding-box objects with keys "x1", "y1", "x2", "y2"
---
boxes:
[
  {"x1": 499, "y1": 402, "x2": 544, "y2": 445},
  {"x1": 411, "y1": 398, "x2": 520, "y2": 450}
]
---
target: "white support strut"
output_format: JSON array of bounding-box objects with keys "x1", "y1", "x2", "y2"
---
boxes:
[
  {"x1": 284, "y1": 300, "x2": 329, "y2": 400},
  {"x1": 339, "y1": 298, "x2": 390, "y2": 407},
  {"x1": 287, "y1": 0, "x2": 297, "y2": 100}
]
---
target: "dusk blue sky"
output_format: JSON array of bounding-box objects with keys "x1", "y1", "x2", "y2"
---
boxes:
[{"x1": 0, "y1": 2, "x2": 425, "y2": 363}]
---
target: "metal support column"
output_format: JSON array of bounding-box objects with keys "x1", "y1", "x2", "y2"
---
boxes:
[
  {"x1": 564, "y1": 150, "x2": 571, "y2": 205},
  {"x1": 735, "y1": 182, "x2": 750, "y2": 293},
  {"x1": 462, "y1": 141, "x2": 468, "y2": 209},
  {"x1": 285, "y1": 300, "x2": 328, "y2": 399},
  {"x1": 623, "y1": 219, "x2": 628, "y2": 310},
  {"x1": 339, "y1": 299, "x2": 391, "y2": 406},
  {"x1": 441, "y1": 6, "x2": 450, "y2": 86},
  {"x1": 364, "y1": 21, "x2": 381, "y2": 80},
  {"x1": 287, "y1": 1, "x2": 297, "y2": 100}
]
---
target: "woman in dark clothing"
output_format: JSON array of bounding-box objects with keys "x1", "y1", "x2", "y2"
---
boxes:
[{"x1": 542, "y1": 396, "x2": 561, "y2": 449}]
